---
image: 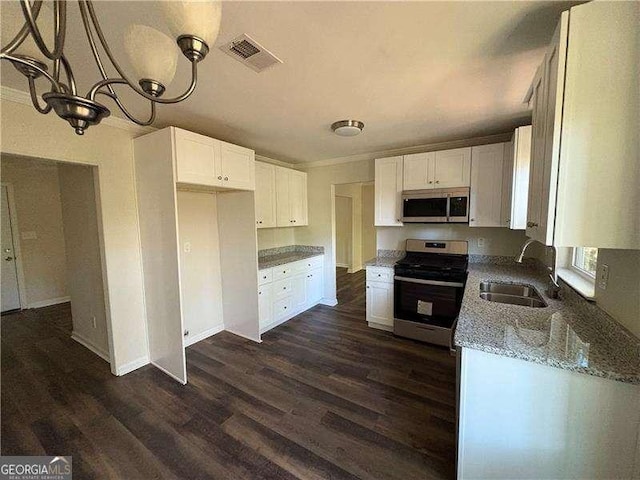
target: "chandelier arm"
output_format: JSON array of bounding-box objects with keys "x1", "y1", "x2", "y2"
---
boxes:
[
  {"x1": 1, "y1": 1, "x2": 43, "y2": 55},
  {"x1": 98, "y1": 90, "x2": 157, "y2": 126},
  {"x1": 20, "y1": 0, "x2": 66, "y2": 60},
  {"x1": 0, "y1": 53, "x2": 62, "y2": 91},
  {"x1": 27, "y1": 77, "x2": 53, "y2": 114},
  {"x1": 59, "y1": 55, "x2": 77, "y2": 95},
  {"x1": 84, "y1": 0, "x2": 199, "y2": 104}
]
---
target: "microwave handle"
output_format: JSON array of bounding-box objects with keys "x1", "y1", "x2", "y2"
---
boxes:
[{"x1": 445, "y1": 195, "x2": 451, "y2": 223}]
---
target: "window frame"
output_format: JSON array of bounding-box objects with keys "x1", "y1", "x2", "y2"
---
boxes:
[{"x1": 570, "y1": 247, "x2": 598, "y2": 279}]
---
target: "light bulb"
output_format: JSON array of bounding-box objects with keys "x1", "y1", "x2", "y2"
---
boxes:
[
  {"x1": 124, "y1": 24, "x2": 178, "y2": 87},
  {"x1": 162, "y1": 0, "x2": 222, "y2": 47},
  {"x1": 0, "y1": 1, "x2": 54, "y2": 61}
]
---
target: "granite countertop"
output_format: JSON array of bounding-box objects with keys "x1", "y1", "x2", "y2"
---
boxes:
[
  {"x1": 258, "y1": 245, "x2": 324, "y2": 270},
  {"x1": 364, "y1": 249, "x2": 405, "y2": 268},
  {"x1": 454, "y1": 262, "x2": 640, "y2": 384}
]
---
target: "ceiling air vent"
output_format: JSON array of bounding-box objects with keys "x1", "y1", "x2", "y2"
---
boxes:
[{"x1": 220, "y1": 34, "x2": 283, "y2": 73}]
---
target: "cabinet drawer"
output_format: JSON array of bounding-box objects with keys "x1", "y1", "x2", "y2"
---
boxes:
[
  {"x1": 258, "y1": 268, "x2": 272, "y2": 286},
  {"x1": 273, "y1": 278, "x2": 293, "y2": 299},
  {"x1": 272, "y1": 265, "x2": 294, "y2": 280},
  {"x1": 273, "y1": 297, "x2": 292, "y2": 321},
  {"x1": 301, "y1": 255, "x2": 323, "y2": 271},
  {"x1": 366, "y1": 267, "x2": 394, "y2": 284}
]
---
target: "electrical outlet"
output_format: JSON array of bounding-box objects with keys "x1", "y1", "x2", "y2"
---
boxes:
[
  {"x1": 598, "y1": 264, "x2": 609, "y2": 290},
  {"x1": 91, "y1": 316, "x2": 97, "y2": 329},
  {"x1": 477, "y1": 238, "x2": 486, "y2": 248},
  {"x1": 184, "y1": 242, "x2": 191, "y2": 253}
]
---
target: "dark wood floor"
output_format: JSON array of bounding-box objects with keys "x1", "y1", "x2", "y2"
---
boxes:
[{"x1": 1, "y1": 270, "x2": 457, "y2": 479}]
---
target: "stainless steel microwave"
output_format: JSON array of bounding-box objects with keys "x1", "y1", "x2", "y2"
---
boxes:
[{"x1": 401, "y1": 187, "x2": 470, "y2": 223}]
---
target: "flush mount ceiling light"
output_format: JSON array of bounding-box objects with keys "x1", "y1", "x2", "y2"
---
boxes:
[
  {"x1": 331, "y1": 119, "x2": 364, "y2": 137},
  {"x1": 0, "y1": 0, "x2": 221, "y2": 135}
]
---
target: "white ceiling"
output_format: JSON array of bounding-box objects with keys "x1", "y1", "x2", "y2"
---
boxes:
[{"x1": 1, "y1": 1, "x2": 580, "y2": 163}]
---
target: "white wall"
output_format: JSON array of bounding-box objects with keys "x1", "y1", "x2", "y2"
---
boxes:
[
  {"x1": 1, "y1": 95, "x2": 148, "y2": 375},
  {"x1": 257, "y1": 227, "x2": 296, "y2": 250},
  {"x1": 335, "y1": 195, "x2": 352, "y2": 267},
  {"x1": 0, "y1": 156, "x2": 68, "y2": 307},
  {"x1": 595, "y1": 249, "x2": 640, "y2": 338},
  {"x1": 378, "y1": 224, "x2": 531, "y2": 256},
  {"x1": 58, "y1": 164, "x2": 109, "y2": 360}
]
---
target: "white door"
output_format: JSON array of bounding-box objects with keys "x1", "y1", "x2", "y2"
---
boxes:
[
  {"x1": 173, "y1": 128, "x2": 218, "y2": 186},
  {"x1": 258, "y1": 283, "x2": 272, "y2": 329},
  {"x1": 366, "y1": 281, "x2": 393, "y2": 326},
  {"x1": 501, "y1": 139, "x2": 515, "y2": 228},
  {"x1": 470, "y1": 144, "x2": 505, "y2": 227},
  {"x1": 509, "y1": 126, "x2": 532, "y2": 230},
  {"x1": 255, "y1": 162, "x2": 276, "y2": 228},
  {"x1": 374, "y1": 156, "x2": 403, "y2": 226},
  {"x1": 218, "y1": 141, "x2": 255, "y2": 190},
  {"x1": 402, "y1": 152, "x2": 434, "y2": 190},
  {"x1": 275, "y1": 167, "x2": 291, "y2": 227},
  {"x1": 289, "y1": 170, "x2": 307, "y2": 226},
  {"x1": 432, "y1": 147, "x2": 471, "y2": 188},
  {"x1": 305, "y1": 268, "x2": 323, "y2": 307},
  {"x1": 291, "y1": 272, "x2": 307, "y2": 314},
  {"x1": 1, "y1": 186, "x2": 21, "y2": 312}
]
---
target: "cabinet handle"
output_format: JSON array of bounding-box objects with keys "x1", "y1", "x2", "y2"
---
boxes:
[
  {"x1": 470, "y1": 218, "x2": 475, "y2": 222},
  {"x1": 435, "y1": 180, "x2": 440, "y2": 184},
  {"x1": 218, "y1": 175, "x2": 223, "y2": 180},
  {"x1": 259, "y1": 291, "x2": 262, "y2": 295},
  {"x1": 283, "y1": 286, "x2": 287, "y2": 290},
  {"x1": 224, "y1": 176, "x2": 229, "y2": 181},
  {"x1": 366, "y1": 286, "x2": 370, "y2": 289},
  {"x1": 527, "y1": 221, "x2": 538, "y2": 227},
  {"x1": 428, "y1": 181, "x2": 433, "y2": 184},
  {"x1": 263, "y1": 276, "x2": 267, "y2": 279},
  {"x1": 284, "y1": 306, "x2": 287, "y2": 310}
]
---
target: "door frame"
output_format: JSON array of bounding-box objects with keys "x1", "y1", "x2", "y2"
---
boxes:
[
  {"x1": 1, "y1": 182, "x2": 27, "y2": 310},
  {"x1": 334, "y1": 194, "x2": 353, "y2": 269}
]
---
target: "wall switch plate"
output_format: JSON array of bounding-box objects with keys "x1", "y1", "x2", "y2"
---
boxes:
[
  {"x1": 184, "y1": 242, "x2": 191, "y2": 253},
  {"x1": 477, "y1": 238, "x2": 486, "y2": 248},
  {"x1": 598, "y1": 264, "x2": 609, "y2": 290}
]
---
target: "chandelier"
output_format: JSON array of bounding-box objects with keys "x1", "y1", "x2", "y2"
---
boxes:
[{"x1": 0, "y1": 1, "x2": 221, "y2": 135}]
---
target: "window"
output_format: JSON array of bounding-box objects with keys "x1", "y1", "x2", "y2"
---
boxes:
[{"x1": 572, "y1": 247, "x2": 598, "y2": 278}]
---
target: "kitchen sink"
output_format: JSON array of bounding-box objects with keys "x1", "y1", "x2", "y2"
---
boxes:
[{"x1": 479, "y1": 282, "x2": 547, "y2": 308}]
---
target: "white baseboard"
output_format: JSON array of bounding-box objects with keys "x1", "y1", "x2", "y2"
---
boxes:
[
  {"x1": 320, "y1": 297, "x2": 338, "y2": 307},
  {"x1": 336, "y1": 263, "x2": 349, "y2": 268},
  {"x1": 225, "y1": 328, "x2": 262, "y2": 343},
  {"x1": 71, "y1": 331, "x2": 110, "y2": 362},
  {"x1": 151, "y1": 361, "x2": 187, "y2": 385},
  {"x1": 115, "y1": 355, "x2": 149, "y2": 376},
  {"x1": 368, "y1": 321, "x2": 394, "y2": 332},
  {"x1": 27, "y1": 296, "x2": 70, "y2": 309},
  {"x1": 184, "y1": 324, "x2": 224, "y2": 347}
]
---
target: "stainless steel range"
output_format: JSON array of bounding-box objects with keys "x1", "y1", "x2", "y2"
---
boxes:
[{"x1": 393, "y1": 239, "x2": 468, "y2": 349}]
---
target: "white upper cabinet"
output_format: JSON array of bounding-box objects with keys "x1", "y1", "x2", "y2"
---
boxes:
[
  {"x1": 403, "y1": 152, "x2": 435, "y2": 190},
  {"x1": 172, "y1": 127, "x2": 255, "y2": 191},
  {"x1": 275, "y1": 167, "x2": 308, "y2": 227},
  {"x1": 218, "y1": 141, "x2": 255, "y2": 191},
  {"x1": 375, "y1": 156, "x2": 403, "y2": 226},
  {"x1": 504, "y1": 126, "x2": 532, "y2": 230},
  {"x1": 470, "y1": 143, "x2": 505, "y2": 227},
  {"x1": 174, "y1": 128, "x2": 219, "y2": 187},
  {"x1": 255, "y1": 162, "x2": 276, "y2": 228},
  {"x1": 526, "y1": 64, "x2": 547, "y2": 241},
  {"x1": 402, "y1": 148, "x2": 471, "y2": 191},
  {"x1": 433, "y1": 147, "x2": 471, "y2": 188}
]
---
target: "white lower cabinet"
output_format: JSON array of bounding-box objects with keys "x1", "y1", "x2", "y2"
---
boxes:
[
  {"x1": 365, "y1": 266, "x2": 394, "y2": 331},
  {"x1": 258, "y1": 255, "x2": 324, "y2": 334}
]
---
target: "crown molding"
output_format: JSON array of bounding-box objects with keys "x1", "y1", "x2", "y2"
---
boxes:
[
  {"x1": 255, "y1": 154, "x2": 298, "y2": 169},
  {"x1": 303, "y1": 132, "x2": 515, "y2": 169},
  {"x1": 0, "y1": 85, "x2": 156, "y2": 136}
]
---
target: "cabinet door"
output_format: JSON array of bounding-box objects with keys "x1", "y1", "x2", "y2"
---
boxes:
[
  {"x1": 538, "y1": 13, "x2": 568, "y2": 246},
  {"x1": 275, "y1": 167, "x2": 291, "y2": 227},
  {"x1": 433, "y1": 147, "x2": 471, "y2": 188},
  {"x1": 510, "y1": 125, "x2": 532, "y2": 230},
  {"x1": 258, "y1": 284, "x2": 272, "y2": 329},
  {"x1": 255, "y1": 162, "x2": 276, "y2": 228},
  {"x1": 470, "y1": 143, "x2": 505, "y2": 227},
  {"x1": 218, "y1": 141, "x2": 255, "y2": 191},
  {"x1": 403, "y1": 152, "x2": 434, "y2": 190},
  {"x1": 527, "y1": 64, "x2": 546, "y2": 241},
  {"x1": 366, "y1": 281, "x2": 393, "y2": 326},
  {"x1": 501, "y1": 140, "x2": 515, "y2": 228},
  {"x1": 289, "y1": 170, "x2": 308, "y2": 226},
  {"x1": 174, "y1": 128, "x2": 218, "y2": 186},
  {"x1": 374, "y1": 156, "x2": 403, "y2": 226},
  {"x1": 305, "y1": 267, "x2": 323, "y2": 307},
  {"x1": 291, "y1": 273, "x2": 307, "y2": 314}
]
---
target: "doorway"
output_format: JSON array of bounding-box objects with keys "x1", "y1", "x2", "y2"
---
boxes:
[
  {"x1": 332, "y1": 182, "x2": 376, "y2": 306},
  {"x1": 0, "y1": 155, "x2": 111, "y2": 365}
]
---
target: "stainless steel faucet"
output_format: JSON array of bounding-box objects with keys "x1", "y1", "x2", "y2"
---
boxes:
[{"x1": 515, "y1": 239, "x2": 561, "y2": 299}]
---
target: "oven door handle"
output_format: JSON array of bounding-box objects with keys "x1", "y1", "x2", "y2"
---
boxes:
[{"x1": 394, "y1": 276, "x2": 464, "y2": 288}]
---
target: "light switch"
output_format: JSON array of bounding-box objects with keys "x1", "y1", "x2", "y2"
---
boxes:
[
  {"x1": 21, "y1": 231, "x2": 37, "y2": 240},
  {"x1": 598, "y1": 264, "x2": 609, "y2": 290},
  {"x1": 477, "y1": 237, "x2": 486, "y2": 248}
]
